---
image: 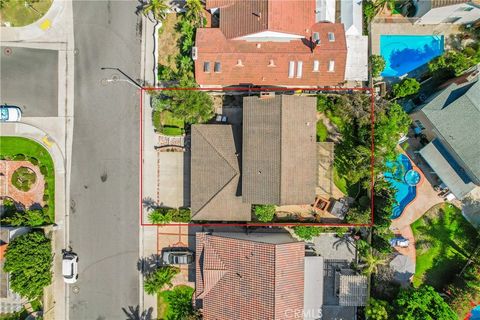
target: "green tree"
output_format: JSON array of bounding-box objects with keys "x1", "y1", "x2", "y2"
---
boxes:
[
  {"x1": 185, "y1": 0, "x2": 204, "y2": 27},
  {"x1": 370, "y1": 55, "x2": 386, "y2": 78},
  {"x1": 363, "y1": 1, "x2": 376, "y2": 24},
  {"x1": 3, "y1": 231, "x2": 52, "y2": 299},
  {"x1": 144, "y1": 266, "x2": 180, "y2": 295},
  {"x1": 292, "y1": 226, "x2": 321, "y2": 241},
  {"x1": 2, "y1": 209, "x2": 51, "y2": 227},
  {"x1": 365, "y1": 298, "x2": 391, "y2": 320},
  {"x1": 153, "y1": 78, "x2": 214, "y2": 124},
  {"x1": 394, "y1": 286, "x2": 457, "y2": 320},
  {"x1": 392, "y1": 78, "x2": 420, "y2": 98},
  {"x1": 346, "y1": 206, "x2": 371, "y2": 224},
  {"x1": 360, "y1": 251, "x2": 387, "y2": 275},
  {"x1": 142, "y1": 0, "x2": 169, "y2": 21},
  {"x1": 254, "y1": 205, "x2": 276, "y2": 222},
  {"x1": 429, "y1": 49, "x2": 478, "y2": 77}
]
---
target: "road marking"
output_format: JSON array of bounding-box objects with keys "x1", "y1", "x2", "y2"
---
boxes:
[
  {"x1": 39, "y1": 19, "x2": 51, "y2": 30},
  {"x1": 42, "y1": 136, "x2": 53, "y2": 148}
]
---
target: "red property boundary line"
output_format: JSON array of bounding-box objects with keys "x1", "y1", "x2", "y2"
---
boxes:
[{"x1": 139, "y1": 86, "x2": 375, "y2": 228}]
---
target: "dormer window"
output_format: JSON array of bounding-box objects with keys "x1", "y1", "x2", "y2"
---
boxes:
[
  {"x1": 214, "y1": 62, "x2": 221, "y2": 73},
  {"x1": 328, "y1": 60, "x2": 335, "y2": 72},
  {"x1": 203, "y1": 61, "x2": 210, "y2": 72},
  {"x1": 288, "y1": 61, "x2": 295, "y2": 78},
  {"x1": 312, "y1": 32, "x2": 320, "y2": 44},
  {"x1": 328, "y1": 32, "x2": 335, "y2": 42},
  {"x1": 296, "y1": 61, "x2": 303, "y2": 78}
]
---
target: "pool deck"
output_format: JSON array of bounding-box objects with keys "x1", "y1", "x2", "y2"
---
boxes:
[{"x1": 371, "y1": 19, "x2": 461, "y2": 55}]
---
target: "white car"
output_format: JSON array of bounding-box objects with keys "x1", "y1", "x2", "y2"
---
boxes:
[
  {"x1": 0, "y1": 105, "x2": 22, "y2": 122},
  {"x1": 162, "y1": 249, "x2": 194, "y2": 265},
  {"x1": 62, "y1": 252, "x2": 78, "y2": 284}
]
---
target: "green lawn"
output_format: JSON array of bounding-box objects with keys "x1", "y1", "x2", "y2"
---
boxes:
[
  {"x1": 153, "y1": 110, "x2": 185, "y2": 136},
  {"x1": 0, "y1": 0, "x2": 52, "y2": 27},
  {"x1": 0, "y1": 137, "x2": 55, "y2": 221},
  {"x1": 412, "y1": 203, "x2": 479, "y2": 289}
]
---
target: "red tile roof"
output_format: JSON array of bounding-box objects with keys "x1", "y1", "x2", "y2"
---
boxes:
[
  {"x1": 195, "y1": 233, "x2": 305, "y2": 320},
  {"x1": 195, "y1": 23, "x2": 347, "y2": 87},
  {"x1": 0, "y1": 244, "x2": 7, "y2": 260},
  {"x1": 206, "y1": 0, "x2": 316, "y2": 39}
]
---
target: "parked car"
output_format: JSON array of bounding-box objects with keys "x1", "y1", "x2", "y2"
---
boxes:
[
  {"x1": 390, "y1": 237, "x2": 409, "y2": 248},
  {"x1": 162, "y1": 249, "x2": 194, "y2": 265},
  {"x1": 0, "y1": 105, "x2": 22, "y2": 122},
  {"x1": 62, "y1": 251, "x2": 79, "y2": 284}
]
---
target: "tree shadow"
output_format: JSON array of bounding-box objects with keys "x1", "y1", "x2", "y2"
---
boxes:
[
  {"x1": 121, "y1": 305, "x2": 153, "y2": 320},
  {"x1": 142, "y1": 197, "x2": 160, "y2": 211},
  {"x1": 137, "y1": 254, "x2": 160, "y2": 276}
]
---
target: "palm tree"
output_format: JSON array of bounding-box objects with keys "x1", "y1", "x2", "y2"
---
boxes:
[
  {"x1": 141, "y1": 0, "x2": 169, "y2": 22},
  {"x1": 185, "y1": 0, "x2": 204, "y2": 27},
  {"x1": 361, "y1": 251, "x2": 387, "y2": 275}
]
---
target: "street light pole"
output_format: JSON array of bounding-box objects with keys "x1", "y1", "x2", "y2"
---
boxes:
[{"x1": 100, "y1": 67, "x2": 143, "y2": 89}]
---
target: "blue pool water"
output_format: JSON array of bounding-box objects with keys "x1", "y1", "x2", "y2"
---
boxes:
[
  {"x1": 380, "y1": 35, "x2": 444, "y2": 77},
  {"x1": 384, "y1": 154, "x2": 420, "y2": 219}
]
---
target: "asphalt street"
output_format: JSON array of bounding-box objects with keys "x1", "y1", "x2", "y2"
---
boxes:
[
  {"x1": 0, "y1": 47, "x2": 58, "y2": 116},
  {"x1": 70, "y1": 1, "x2": 141, "y2": 319}
]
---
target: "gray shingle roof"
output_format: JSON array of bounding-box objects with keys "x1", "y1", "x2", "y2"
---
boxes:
[
  {"x1": 190, "y1": 125, "x2": 251, "y2": 221},
  {"x1": 242, "y1": 95, "x2": 317, "y2": 205},
  {"x1": 420, "y1": 79, "x2": 480, "y2": 183}
]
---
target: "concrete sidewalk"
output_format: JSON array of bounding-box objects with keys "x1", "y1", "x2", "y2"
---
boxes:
[{"x1": 0, "y1": 122, "x2": 66, "y2": 320}]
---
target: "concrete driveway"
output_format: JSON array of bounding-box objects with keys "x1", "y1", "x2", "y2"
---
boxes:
[
  {"x1": 0, "y1": 47, "x2": 58, "y2": 117},
  {"x1": 157, "y1": 152, "x2": 190, "y2": 209}
]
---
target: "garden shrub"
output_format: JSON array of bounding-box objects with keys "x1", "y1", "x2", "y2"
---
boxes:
[
  {"x1": 144, "y1": 266, "x2": 180, "y2": 295},
  {"x1": 316, "y1": 121, "x2": 328, "y2": 142},
  {"x1": 11, "y1": 167, "x2": 37, "y2": 192},
  {"x1": 28, "y1": 157, "x2": 39, "y2": 166},
  {"x1": 40, "y1": 165, "x2": 48, "y2": 176},
  {"x1": 13, "y1": 154, "x2": 26, "y2": 161},
  {"x1": 293, "y1": 226, "x2": 322, "y2": 240},
  {"x1": 254, "y1": 205, "x2": 276, "y2": 222},
  {"x1": 43, "y1": 194, "x2": 49, "y2": 202}
]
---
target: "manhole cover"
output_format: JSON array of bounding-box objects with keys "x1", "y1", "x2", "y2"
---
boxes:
[
  {"x1": 111, "y1": 74, "x2": 119, "y2": 81},
  {"x1": 73, "y1": 48, "x2": 79, "y2": 56},
  {"x1": 100, "y1": 78, "x2": 108, "y2": 86},
  {"x1": 72, "y1": 286, "x2": 80, "y2": 294},
  {"x1": 4, "y1": 47, "x2": 12, "y2": 55}
]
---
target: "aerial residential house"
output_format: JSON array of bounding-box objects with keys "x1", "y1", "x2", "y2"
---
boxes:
[
  {"x1": 242, "y1": 95, "x2": 317, "y2": 205},
  {"x1": 195, "y1": 232, "x2": 368, "y2": 320},
  {"x1": 411, "y1": 77, "x2": 480, "y2": 199},
  {"x1": 190, "y1": 95, "x2": 317, "y2": 221},
  {"x1": 194, "y1": 0, "x2": 352, "y2": 88},
  {"x1": 0, "y1": 227, "x2": 29, "y2": 315},
  {"x1": 414, "y1": 0, "x2": 480, "y2": 24},
  {"x1": 190, "y1": 124, "x2": 251, "y2": 221}
]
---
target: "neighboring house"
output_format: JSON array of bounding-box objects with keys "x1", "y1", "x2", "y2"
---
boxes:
[
  {"x1": 195, "y1": 232, "x2": 367, "y2": 320},
  {"x1": 194, "y1": 0, "x2": 355, "y2": 88},
  {"x1": 411, "y1": 76, "x2": 480, "y2": 199},
  {"x1": 190, "y1": 95, "x2": 317, "y2": 221},
  {"x1": 0, "y1": 227, "x2": 29, "y2": 315},
  {"x1": 317, "y1": 0, "x2": 369, "y2": 81},
  {"x1": 414, "y1": 0, "x2": 480, "y2": 24}
]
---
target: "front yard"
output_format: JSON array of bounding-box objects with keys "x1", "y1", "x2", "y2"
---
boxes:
[
  {"x1": 412, "y1": 203, "x2": 479, "y2": 289},
  {"x1": 153, "y1": 110, "x2": 185, "y2": 136},
  {"x1": 0, "y1": 137, "x2": 55, "y2": 222}
]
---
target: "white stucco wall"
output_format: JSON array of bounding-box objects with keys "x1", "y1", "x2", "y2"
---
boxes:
[{"x1": 416, "y1": 3, "x2": 480, "y2": 25}]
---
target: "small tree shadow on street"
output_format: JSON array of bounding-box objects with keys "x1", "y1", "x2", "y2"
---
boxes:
[
  {"x1": 137, "y1": 254, "x2": 161, "y2": 276},
  {"x1": 122, "y1": 305, "x2": 153, "y2": 320}
]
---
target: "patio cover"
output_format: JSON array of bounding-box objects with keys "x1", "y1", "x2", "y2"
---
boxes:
[
  {"x1": 420, "y1": 139, "x2": 476, "y2": 199},
  {"x1": 390, "y1": 254, "x2": 415, "y2": 283},
  {"x1": 345, "y1": 35, "x2": 368, "y2": 81}
]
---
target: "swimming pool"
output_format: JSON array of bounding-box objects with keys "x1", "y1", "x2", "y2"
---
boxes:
[
  {"x1": 384, "y1": 154, "x2": 420, "y2": 219},
  {"x1": 380, "y1": 35, "x2": 444, "y2": 77}
]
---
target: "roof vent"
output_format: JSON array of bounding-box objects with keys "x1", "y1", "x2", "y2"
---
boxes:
[
  {"x1": 268, "y1": 59, "x2": 276, "y2": 67},
  {"x1": 236, "y1": 59, "x2": 244, "y2": 67},
  {"x1": 256, "y1": 43, "x2": 261, "y2": 49},
  {"x1": 192, "y1": 47, "x2": 198, "y2": 60}
]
